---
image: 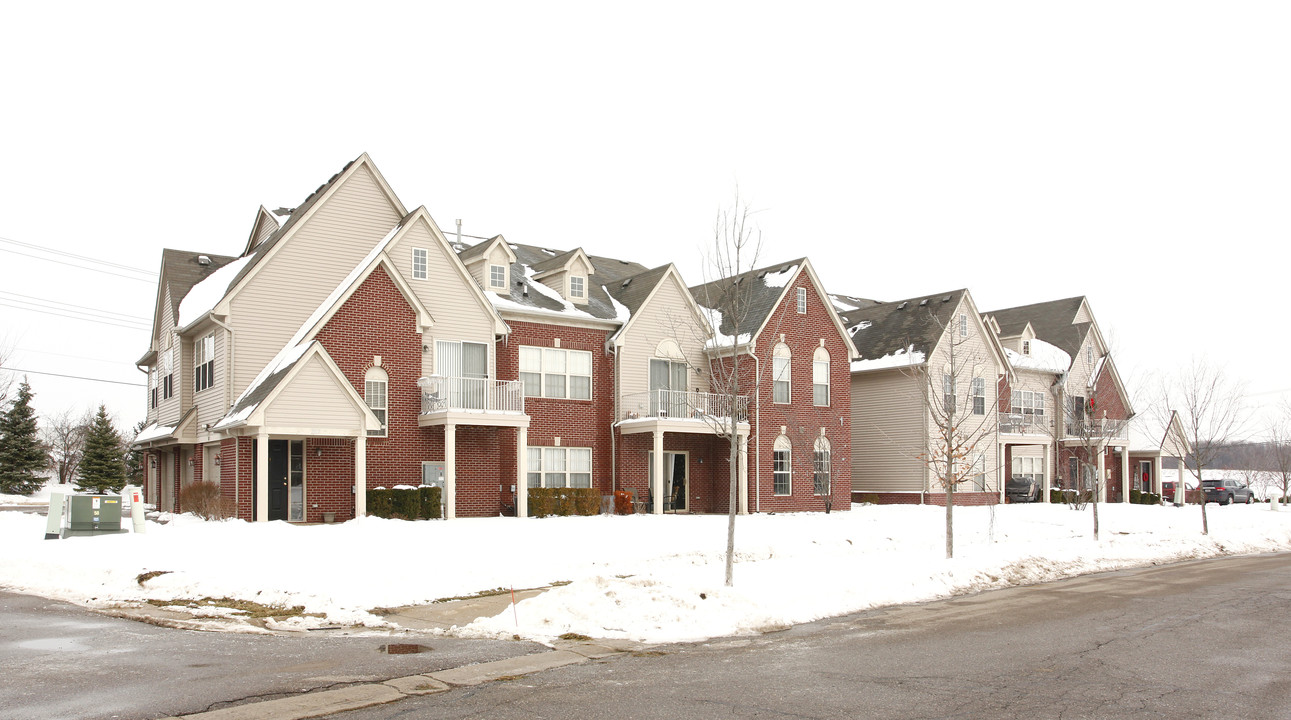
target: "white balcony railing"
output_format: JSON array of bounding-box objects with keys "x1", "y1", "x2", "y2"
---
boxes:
[
  {"x1": 621, "y1": 389, "x2": 749, "y2": 423},
  {"x1": 420, "y1": 377, "x2": 525, "y2": 415},
  {"x1": 1064, "y1": 417, "x2": 1129, "y2": 441},
  {"x1": 998, "y1": 411, "x2": 1048, "y2": 434}
]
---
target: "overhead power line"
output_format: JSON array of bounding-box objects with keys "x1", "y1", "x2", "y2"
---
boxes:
[
  {"x1": 0, "y1": 301, "x2": 151, "y2": 332},
  {"x1": 0, "y1": 235, "x2": 156, "y2": 275},
  {"x1": 0, "y1": 246, "x2": 157, "y2": 284},
  {"x1": 0, "y1": 290, "x2": 152, "y2": 324},
  {"x1": 2, "y1": 367, "x2": 145, "y2": 387}
]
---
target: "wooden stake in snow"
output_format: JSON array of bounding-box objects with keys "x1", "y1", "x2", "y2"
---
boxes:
[{"x1": 511, "y1": 586, "x2": 518, "y2": 626}]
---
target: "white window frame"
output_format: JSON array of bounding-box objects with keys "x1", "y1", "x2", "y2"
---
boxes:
[
  {"x1": 569, "y1": 275, "x2": 585, "y2": 299},
  {"x1": 812, "y1": 346, "x2": 830, "y2": 407},
  {"x1": 813, "y1": 436, "x2": 831, "y2": 495},
  {"x1": 161, "y1": 347, "x2": 174, "y2": 400},
  {"x1": 972, "y1": 453, "x2": 987, "y2": 491},
  {"x1": 194, "y1": 333, "x2": 215, "y2": 393},
  {"x1": 527, "y1": 446, "x2": 592, "y2": 488},
  {"x1": 1013, "y1": 455, "x2": 1045, "y2": 489},
  {"x1": 489, "y1": 264, "x2": 506, "y2": 289},
  {"x1": 773, "y1": 435, "x2": 792, "y2": 495},
  {"x1": 519, "y1": 346, "x2": 592, "y2": 400},
  {"x1": 1022, "y1": 340, "x2": 1031, "y2": 355},
  {"x1": 1011, "y1": 390, "x2": 1046, "y2": 417},
  {"x1": 773, "y1": 343, "x2": 791, "y2": 404},
  {"x1": 412, "y1": 248, "x2": 428, "y2": 280},
  {"x1": 796, "y1": 287, "x2": 808, "y2": 314},
  {"x1": 971, "y1": 376, "x2": 986, "y2": 415},
  {"x1": 365, "y1": 366, "x2": 388, "y2": 437},
  {"x1": 959, "y1": 314, "x2": 968, "y2": 337}
]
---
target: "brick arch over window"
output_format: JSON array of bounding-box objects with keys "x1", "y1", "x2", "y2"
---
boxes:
[
  {"x1": 812, "y1": 346, "x2": 830, "y2": 406},
  {"x1": 773, "y1": 434, "x2": 792, "y2": 495}
]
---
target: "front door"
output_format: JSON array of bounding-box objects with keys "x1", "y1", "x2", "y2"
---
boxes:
[
  {"x1": 1139, "y1": 461, "x2": 1152, "y2": 493},
  {"x1": 267, "y1": 440, "x2": 289, "y2": 521}
]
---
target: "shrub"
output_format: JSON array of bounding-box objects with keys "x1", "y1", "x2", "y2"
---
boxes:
[
  {"x1": 528, "y1": 488, "x2": 600, "y2": 518},
  {"x1": 179, "y1": 480, "x2": 234, "y2": 520},
  {"x1": 368, "y1": 486, "x2": 441, "y2": 520},
  {"x1": 418, "y1": 485, "x2": 442, "y2": 519},
  {"x1": 614, "y1": 490, "x2": 634, "y2": 515},
  {"x1": 572, "y1": 488, "x2": 599, "y2": 515},
  {"x1": 1130, "y1": 489, "x2": 1142, "y2": 504}
]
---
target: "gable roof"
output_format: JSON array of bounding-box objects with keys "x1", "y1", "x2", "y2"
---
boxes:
[
  {"x1": 838, "y1": 288, "x2": 970, "y2": 363},
  {"x1": 607, "y1": 264, "x2": 712, "y2": 346},
  {"x1": 984, "y1": 296, "x2": 1090, "y2": 360},
  {"x1": 215, "y1": 341, "x2": 381, "y2": 432},
  {"x1": 147, "y1": 249, "x2": 238, "y2": 350},
  {"x1": 689, "y1": 259, "x2": 805, "y2": 342},
  {"x1": 457, "y1": 234, "x2": 516, "y2": 266}
]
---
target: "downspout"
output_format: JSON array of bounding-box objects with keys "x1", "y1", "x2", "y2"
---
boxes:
[
  {"x1": 609, "y1": 338, "x2": 619, "y2": 494},
  {"x1": 751, "y1": 346, "x2": 761, "y2": 514}
]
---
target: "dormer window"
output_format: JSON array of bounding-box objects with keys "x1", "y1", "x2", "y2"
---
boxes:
[
  {"x1": 490, "y1": 264, "x2": 506, "y2": 289},
  {"x1": 570, "y1": 276, "x2": 585, "y2": 299},
  {"x1": 1022, "y1": 340, "x2": 1031, "y2": 355}
]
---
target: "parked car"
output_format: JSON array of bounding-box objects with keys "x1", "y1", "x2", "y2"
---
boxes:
[
  {"x1": 1006, "y1": 475, "x2": 1042, "y2": 503},
  {"x1": 1200, "y1": 479, "x2": 1254, "y2": 505},
  {"x1": 1161, "y1": 481, "x2": 1177, "y2": 503}
]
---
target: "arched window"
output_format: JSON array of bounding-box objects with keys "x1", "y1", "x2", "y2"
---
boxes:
[
  {"x1": 772, "y1": 343, "x2": 791, "y2": 404},
  {"x1": 812, "y1": 346, "x2": 830, "y2": 406},
  {"x1": 813, "y1": 436, "x2": 831, "y2": 495},
  {"x1": 773, "y1": 435, "x2": 792, "y2": 495},
  {"x1": 365, "y1": 366, "x2": 388, "y2": 437}
]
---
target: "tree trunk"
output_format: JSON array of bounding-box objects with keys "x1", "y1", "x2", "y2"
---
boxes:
[
  {"x1": 945, "y1": 446, "x2": 955, "y2": 559},
  {"x1": 725, "y1": 432, "x2": 738, "y2": 586}
]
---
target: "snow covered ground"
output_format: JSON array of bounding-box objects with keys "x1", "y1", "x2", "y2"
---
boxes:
[{"x1": 3, "y1": 500, "x2": 1291, "y2": 645}]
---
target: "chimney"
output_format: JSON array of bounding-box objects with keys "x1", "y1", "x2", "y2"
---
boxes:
[{"x1": 456, "y1": 219, "x2": 462, "y2": 246}]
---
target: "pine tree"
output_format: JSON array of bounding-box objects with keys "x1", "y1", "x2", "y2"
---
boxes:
[
  {"x1": 79, "y1": 405, "x2": 126, "y2": 494},
  {"x1": 0, "y1": 381, "x2": 48, "y2": 495}
]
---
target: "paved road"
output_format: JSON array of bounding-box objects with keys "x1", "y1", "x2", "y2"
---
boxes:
[
  {"x1": 0, "y1": 591, "x2": 546, "y2": 720},
  {"x1": 332, "y1": 553, "x2": 1291, "y2": 719}
]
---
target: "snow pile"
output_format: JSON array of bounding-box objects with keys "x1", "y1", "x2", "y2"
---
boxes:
[
  {"x1": 0, "y1": 477, "x2": 69, "y2": 505},
  {"x1": 1004, "y1": 338, "x2": 1070, "y2": 374},
  {"x1": 850, "y1": 344, "x2": 925, "y2": 372},
  {"x1": 2, "y1": 504, "x2": 1289, "y2": 644}
]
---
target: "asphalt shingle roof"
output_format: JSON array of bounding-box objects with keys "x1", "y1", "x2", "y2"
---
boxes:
[
  {"x1": 837, "y1": 289, "x2": 969, "y2": 360},
  {"x1": 159, "y1": 249, "x2": 238, "y2": 326},
  {"x1": 490, "y1": 242, "x2": 650, "y2": 322},
  {"x1": 985, "y1": 296, "x2": 1089, "y2": 359},
  {"x1": 688, "y1": 259, "x2": 805, "y2": 340}
]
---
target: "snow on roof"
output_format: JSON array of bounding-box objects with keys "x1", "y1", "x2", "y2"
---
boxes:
[
  {"x1": 701, "y1": 306, "x2": 751, "y2": 349},
  {"x1": 606, "y1": 286, "x2": 631, "y2": 324},
  {"x1": 761, "y1": 264, "x2": 797, "y2": 288},
  {"x1": 486, "y1": 265, "x2": 617, "y2": 323},
  {"x1": 850, "y1": 345, "x2": 925, "y2": 372},
  {"x1": 134, "y1": 422, "x2": 177, "y2": 444},
  {"x1": 1005, "y1": 338, "x2": 1071, "y2": 374},
  {"x1": 176, "y1": 255, "x2": 255, "y2": 328}
]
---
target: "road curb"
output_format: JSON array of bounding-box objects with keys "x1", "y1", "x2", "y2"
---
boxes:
[{"x1": 429, "y1": 649, "x2": 587, "y2": 686}]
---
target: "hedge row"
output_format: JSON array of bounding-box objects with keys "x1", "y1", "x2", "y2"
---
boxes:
[
  {"x1": 368, "y1": 486, "x2": 442, "y2": 520},
  {"x1": 528, "y1": 487, "x2": 599, "y2": 518}
]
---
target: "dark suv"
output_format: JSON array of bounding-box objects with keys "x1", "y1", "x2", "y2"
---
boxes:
[
  {"x1": 1200, "y1": 479, "x2": 1254, "y2": 505},
  {"x1": 1006, "y1": 475, "x2": 1042, "y2": 503}
]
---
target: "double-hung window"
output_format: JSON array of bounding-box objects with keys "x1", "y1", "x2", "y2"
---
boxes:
[
  {"x1": 813, "y1": 436, "x2": 831, "y2": 495},
  {"x1": 971, "y1": 377, "x2": 985, "y2": 415},
  {"x1": 526, "y1": 447, "x2": 592, "y2": 488},
  {"x1": 959, "y1": 314, "x2": 968, "y2": 337},
  {"x1": 773, "y1": 435, "x2": 792, "y2": 495},
  {"x1": 812, "y1": 347, "x2": 830, "y2": 406},
  {"x1": 194, "y1": 333, "x2": 215, "y2": 392},
  {"x1": 412, "y1": 248, "x2": 428, "y2": 280},
  {"x1": 1011, "y1": 390, "x2": 1045, "y2": 417},
  {"x1": 519, "y1": 346, "x2": 592, "y2": 400},
  {"x1": 773, "y1": 343, "x2": 791, "y2": 404},
  {"x1": 149, "y1": 369, "x2": 158, "y2": 409},
  {"x1": 161, "y1": 347, "x2": 174, "y2": 400},
  {"x1": 796, "y1": 287, "x2": 808, "y2": 314},
  {"x1": 365, "y1": 367, "x2": 388, "y2": 437}
]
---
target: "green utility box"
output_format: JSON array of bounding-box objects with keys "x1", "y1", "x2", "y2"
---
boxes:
[{"x1": 63, "y1": 495, "x2": 126, "y2": 538}]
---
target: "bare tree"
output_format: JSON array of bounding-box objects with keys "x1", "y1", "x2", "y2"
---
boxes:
[
  {"x1": 44, "y1": 408, "x2": 89, "y2": 485},
  {"x1": 688, "y1": 195, "x2": 763, "y2": 587},
  {"x1": 1266, "y1": 404, "x2": 1291, "y2": 503},
  {"x1": 906, "y1": 310, "x2": 997, "y2": 559},
  {"x1": 1158, "y1": 359, "x2": 1247, "y2": 534},
  {"x1": 0, "y1": 341, "x2": 14, "y2": 409}
]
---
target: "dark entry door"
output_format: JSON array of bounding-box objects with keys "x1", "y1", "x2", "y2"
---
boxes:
[{"x1": 267, "y1": 440, "x2": 289, "y2": 521}]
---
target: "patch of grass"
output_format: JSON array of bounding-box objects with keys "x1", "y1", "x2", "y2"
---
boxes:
[
  {"x1": 494, "y1": 675, "x2": 523, "y2": 682},
  {"x1": 147, "y1": 597, "x2": 306, "y2": 619},
  {"x1": 136, "y1": 570, "x2": 171, "y2": 586},
  {"x1": 432, "y1": 587, "x2": 512, "y2": 603},
  {"x1": 558, "y1": 632, "x2": 592, "y2": 641},
  {"x1": 630, "y1": 650, "x2": 667, "y2": 657}
]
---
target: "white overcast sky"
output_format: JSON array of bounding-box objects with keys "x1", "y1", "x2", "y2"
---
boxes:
[{"x1": 1, "y1": 2, "x2": 1288, "y2": 437}]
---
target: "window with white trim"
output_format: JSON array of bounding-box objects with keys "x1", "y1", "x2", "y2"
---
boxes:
[
  {"x1": 161, "y1": 347, "x2": 174, "y2": 400},
  {"x1": 1022, "y1": 340, "x2": 1031, "y2": 355},
  {"x1": 796, "y1": 287, "x2": 807, "y2": 314},
  {"x1": 773, "y1": 435, "x2": 792, "y2": 495},
  {"x1": 194, "y1": 333, "x2": 215, "y2": 393},
  {"x1": 519, "y1": 346, "x2": 592, "y2": 399},
  {"x1": 365, "y1": 366, "x2": 388, "y2": 437},
  {"x1": 526, "y1": 446, "x2": 592, "y2": 488},
  {"x1": 812, "y1": 346, "x2": 830, "y2": 406},
  {"x1": 569, "y1": 275, "x2": 585, "y2": 299},
  {"x1": 773, "y1": 343, "x2": 791, "y2": 404},
  {"x1": 971, "y1": 376, "x2": 985, "y2": 415},
  {"x1": 1011, "y1": 390, "x2": 1045, "y2": 417},
  {"x1": 959, "y1": 314, "x2": 968, "y2": 337},
  {"x1": 148, "y1": 368, "x2": 158, "y2": 409},
  {"x1": 813, "y1": 436, "x2": 831, "y2": 495},
  {"x1": 1086, "y1": 345, "x2": 1093, "y2": 364},
  {"x1": 1012, "y1": 456, "x2": 1045, "y2": 489},
  {"x1": 971, "y1": 453, "x2": 987, "y2": 491},
  {"x1": 489, "y1": 264, "x2": 506, "y2": 289},
  {"x1": 412, "y1": 248, "x2": 428, "y2": 280}
]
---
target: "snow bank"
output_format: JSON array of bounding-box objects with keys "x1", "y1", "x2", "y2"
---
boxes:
[{"x1": 1, "y1": 504, "x2": 1288, "y2": 645}]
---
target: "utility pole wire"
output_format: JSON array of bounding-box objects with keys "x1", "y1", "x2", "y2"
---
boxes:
[
  {"x1": 2, "y1": 367, "x2": 145, "y2": 387},
  {"x1": 0, "y1": 235, "x2": 156, "y2": 275}
]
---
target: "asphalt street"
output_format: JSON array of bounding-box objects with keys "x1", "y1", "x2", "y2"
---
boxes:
[
  {"x1": 0, "y1": 591, "x2": 546, "y2": 720},
  {"x1": 330, "y1": 552, "x2": 1291, "y2": 719}
]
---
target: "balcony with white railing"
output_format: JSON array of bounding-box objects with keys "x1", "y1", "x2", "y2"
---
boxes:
[
  {"x1": 1063, "y1": 416, "x2": 1130, "y2": 443},
  {"x1": 998, "y1": 411, "x2": 1050, "y2": 436},
  {"x1": 618, "y1": 389, "x2": 749, "y2": 435},
  {"x1": 418, "y1": 376, "x2": 529, "y2": 427}
]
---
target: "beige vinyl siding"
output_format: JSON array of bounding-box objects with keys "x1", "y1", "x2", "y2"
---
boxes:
[
  {"x1": 251, "y1": 212, "x2": 277, "y2": 250},
  {"x1": 1073, "y1": 300, "x2": 1091, "y2": 324},
  {"x1": 263, "y1": 355, "x2": 363, "y2": 429},
  {"x1": 230, "y1": 164, "x2": 404, "y2": 397},
  {"x1": 1064, "y1": 330, "x2": 1101, "y2": 400},
  {"x1": 387, "y1": 220, "x2": 498, "y2": 380},
  {"x1": 537, "y1": 269, "x2": 568, "y2": 300},
  {"x1": 487, "y1": 245, "x2": 511, "y2": 292},
  {"x1": 464, "y1": 257, "x2": 487, "y2": 289},
  {"x1": 922, "y1": 299, "x2": 1001, "y2": 491},
  {"x1": 618, "y1": 274, "x2": 709, "y2": 415},
  {"x1": 195, "y1": 327, "x2": 226, "y2": 428},
  {"x1": 850, "y1": 368, "x2": 924, "y2": 492},
  {"x1": 157, "y1": 284, "x2": 182, "y2": 426}
]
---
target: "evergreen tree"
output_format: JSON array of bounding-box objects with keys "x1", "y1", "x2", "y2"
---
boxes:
[
  {"x1": 0, "y1": 381, "x2": 48, "y2": 495},
  {"x1": 123, "y1": 419, "x2": 146, "y2": 484},
  {"x1": 79, "y1": 405, "x2": 126, "y2": 494}
]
